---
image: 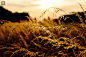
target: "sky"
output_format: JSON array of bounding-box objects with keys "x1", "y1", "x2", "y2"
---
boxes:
[{"x1": 0, "y1": 0, "x2": 86, "y2": 21}]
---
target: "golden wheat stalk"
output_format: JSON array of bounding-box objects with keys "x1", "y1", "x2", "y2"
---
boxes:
[
  {"x1": 38, "y1": 7, "x2": 67, "y2": 20},
  {"x1": 78, "y1": 3, "x2": 86, "y2": 21},
  {"x1": 78, "y1": 3, "x2": 85, "y2": 12}
]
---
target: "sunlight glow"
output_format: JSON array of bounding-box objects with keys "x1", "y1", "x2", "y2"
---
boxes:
[{"x1": 34, "y1": 0, "x2": 64, "y2": 9}]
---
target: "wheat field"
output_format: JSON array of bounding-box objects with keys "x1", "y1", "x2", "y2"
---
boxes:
[
  {"x1": 0, "y1": 18, "x2": 86, "y2": 57},
  {"x1": 0, "y1": 3, "x2": 86, "y2": 57}
]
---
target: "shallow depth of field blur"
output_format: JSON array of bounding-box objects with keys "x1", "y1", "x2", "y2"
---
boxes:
[{"x1": 0, "y1": 2, "x2": 86, "y2": 57}]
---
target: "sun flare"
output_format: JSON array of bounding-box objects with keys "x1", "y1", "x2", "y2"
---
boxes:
[
  {"x1": 37, "y1": 0, "x2": 53, "y2": 9},
  {"x1": 34, "y1": 0, "x2": 63, "y2": 9}
]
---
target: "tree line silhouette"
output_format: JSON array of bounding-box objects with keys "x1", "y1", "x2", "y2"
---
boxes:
[
  {"x1": 0, "y1": 6, "x2": 86, "y2": 23},
  {"x1": 0, "y1": 6, "x2": 30, "y2": 22},
  {"x1": 53, "y1": 12, "x2": 86, "y2": 24}
]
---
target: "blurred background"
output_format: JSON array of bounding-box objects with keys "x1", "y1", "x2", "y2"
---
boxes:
[{"x1": 0, "y1": 0, "x2": 86, "y2": 21}]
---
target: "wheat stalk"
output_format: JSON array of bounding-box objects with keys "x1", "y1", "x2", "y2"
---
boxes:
[
  {"x1": 78, "y1": 3, "x2": 86, "y2": 21},
  {"x1": 39, "y1": 7, "x2": 67, "y2": 20},
  {"x1": 78, "y1": 3, "x2": 85, "y2": 12}
]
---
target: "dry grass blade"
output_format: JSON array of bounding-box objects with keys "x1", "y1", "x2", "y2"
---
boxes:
[
  {"x1": 39, "y1": 7, "x2": 67, "y2": 19},
  {"x1": 78, "y1": 3, "x2": 85, "y2": 12},
  {"x1": 52, "y1": 7, "x2": 67, "y2": 14},
  {"x1": 78, "y1": 3, "x2": 86, "y2": 20},
  {"x1": 19, "y1": 33, "x2": 28, "y2": 49}
]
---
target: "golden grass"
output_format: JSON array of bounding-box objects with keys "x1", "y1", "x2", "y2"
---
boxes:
[
  {"x1": 0, "y1": 3, "x2": 86, "y2": 57},
  {"x1": 78, "y1": 3, "x2": 86, "y2": 19},
  {"x1": 39, "y1": 7, "x2": 67, "y2": 19},
  {"x1": 0, "y1": 20, "x2": 86, "y2": 57}
]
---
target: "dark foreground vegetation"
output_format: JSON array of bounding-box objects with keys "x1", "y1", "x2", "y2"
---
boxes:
[{"x1": 0, "y1": 4, "x2": 86, "y2": 57}]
